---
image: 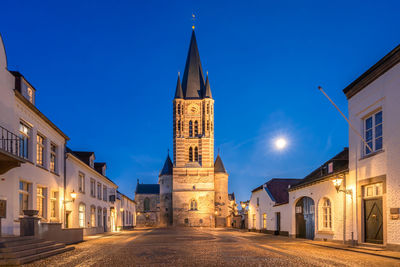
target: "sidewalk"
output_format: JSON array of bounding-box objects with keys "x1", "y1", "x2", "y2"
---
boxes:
[
  {"x1": 308, "y1": 240, "x2": 400, "y2": 260},
  {"x1": 227, "y1": 227, "x2": 400, "y2": 260}
]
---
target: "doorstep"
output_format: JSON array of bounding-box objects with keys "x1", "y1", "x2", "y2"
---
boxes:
[{"x1": 307, "y1": 240, "x2": 400, "y2": 260}]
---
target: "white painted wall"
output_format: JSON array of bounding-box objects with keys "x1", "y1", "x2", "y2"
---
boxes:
[
  {"x1": 348, "y1": 62, "x2": 400, "y2": 246},
  {"x1": 65, "y1": 154, "x2": 118, "y2": 233},
  {"x1": 287, "y1": 177, "x2": 354, "y2": 241},
  {"x1": 248, "y1": 187, "x2": 291, "y2": 233}
]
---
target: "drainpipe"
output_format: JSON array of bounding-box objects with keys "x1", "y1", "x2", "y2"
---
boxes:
[
  {"x1": 63, "y1": 142, "x2": 67, "y2": 228},
  {"x1": 343, "y1": 173, "x2": 347, "y2": 244}
]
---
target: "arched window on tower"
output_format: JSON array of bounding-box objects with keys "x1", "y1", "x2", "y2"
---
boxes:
[
  {"x1": 190, "y1": 199, "x2": 198, "y2": 210},
  {"x1": 177, "y1": 104, "x2": 181, "y2": 114},
  {"x1": 207, "y1": 103, "x2": 210, "y2": 114},
  {"x1": 189, "y1": 147, "x2": 193, "y2": 162},
  {"x1": 194, "y1": 121, "x2": 198, "y2": 136},
  {"x1": 194, "y1": 147, "x2": 199, "y2": 162},
  {"x1": 207, "y1": 120, "x2": 210, "y2": 131},
  {"x1": 182, "y1": 121, "x2": 184, "y2": 132},
  {"x1": 178, "y1": 120, "x2": 181, "y2": 132},
  {"x1": 189, "y1": 121, "x2": 193, "y2": 137}
]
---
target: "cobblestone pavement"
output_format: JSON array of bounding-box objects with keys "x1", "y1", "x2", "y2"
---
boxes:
[{"x1": 25, "y1": 228, "x2": 400, "y2": 266}]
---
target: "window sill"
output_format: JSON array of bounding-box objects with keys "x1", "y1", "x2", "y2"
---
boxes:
[
  {"x1": 50, "y1": 171, "x2": 60, "y2": 177},
  {"x1": 360, "y1": 149, "x2": 384, "y2": 161},
  {"x1": 317, "y1": 230, "x2": 334, "y2": 235},
  {"x1": 36, "y1": 164, "x2": 48, "y2": 172}
]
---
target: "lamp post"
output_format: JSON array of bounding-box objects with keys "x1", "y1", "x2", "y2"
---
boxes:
[{"x1": 240, "y1": 201, "x2": 249, "y2": 229}]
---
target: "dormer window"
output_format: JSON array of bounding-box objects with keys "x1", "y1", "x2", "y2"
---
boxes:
[
  {"x1": 90, "y1": 156, "x2": 94, "y2": 168},
  {"x1": 328, "y1": 162, "x2": 333, "y2": 173},
  {"x1": 27, "y1": 88, "x2": 33, "y2": 103}
]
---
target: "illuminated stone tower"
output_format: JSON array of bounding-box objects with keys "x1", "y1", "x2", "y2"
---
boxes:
[{"x1": 170, "y1": 30, "x2": 228, "y2": 227}]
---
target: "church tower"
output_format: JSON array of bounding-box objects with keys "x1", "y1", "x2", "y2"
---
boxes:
[{"x1": 172, "y1": 30, "x2": 217, "y2": 227}]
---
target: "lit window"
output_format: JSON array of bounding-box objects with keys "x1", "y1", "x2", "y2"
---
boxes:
[
  {"x1": 321, "y1": 198, "x2": 332, "y2": 230},
  {"x1": 189, "y1": 147, "x2": 193, "y2": 162},
  {"x1": 19, "y1": 122, "x2": 30, "y2": 159},
  {"x1": 50, "y1": 191, "x2": 58, "y2": 219},
  {"x1": 50, "y1": 143, "x2": 57, "y2": 173},
  {"x1": 90, "y1": 206, "x2": 96, "y2": 227},
  {"x1": 27, "y1": 87, "x2": 33, "y2": 103},
  {"x1": 364, "y1": 110, "x2": 383, "y2": 155},
  {"x1": 328, "y1": 162, "x2": 333, "y2": 173},
  {"x1": 79, "y1": 203, "x2": 86, "y2": 228},
  {"x1": 190, "y1": 199, "x2": 197, "y2": 210},
  {"x1": 37, "y1": 186, "x2": 46, "y2": 218},
  {"x1": 36, "y1": 134, "x2": 45, "y2": 166},
  {"x1": 19, "y1": 181, "x2": 30, "y2": 215}
]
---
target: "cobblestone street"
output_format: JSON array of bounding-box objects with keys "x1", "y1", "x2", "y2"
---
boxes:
[{"x1": 23, "y1": 228, "x2": 400, "y2": 266}]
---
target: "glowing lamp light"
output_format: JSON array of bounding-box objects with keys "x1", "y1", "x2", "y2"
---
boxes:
[
  {"x1": 241, "y1": 202, "x2": 246, "y2": 209},
  {"x1": 70, "y1": 190, "x2": 77, "y2": 201},
  {"x1": 275, "y1": 138, "x2": 287, "y2": 150},
  {"x1": 332, "y1": 177, "x2": 343, "y2": 192}
]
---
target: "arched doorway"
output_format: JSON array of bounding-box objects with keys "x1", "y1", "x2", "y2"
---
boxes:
[{"x1": 295, "y1": 197, "x2": 315, "y2": 240}]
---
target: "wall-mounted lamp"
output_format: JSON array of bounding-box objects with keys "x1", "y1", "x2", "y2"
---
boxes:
[
  {"x1": 65, "y1": 190, "x2": 77, "y2": 203},
  {"x1": 331, "y1": 175, "x2": 352, "y2": 195}
]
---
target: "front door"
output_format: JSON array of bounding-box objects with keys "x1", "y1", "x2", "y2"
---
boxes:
[
  {"x1": 295, "y1": 197, "x2": 315, "y2": 240},
  {"x1": 364, "y1": 198, "x2": 383, "y2": 244},
  {"x1": 276, "y1": 212, "x2": 281, "y2": 234}
]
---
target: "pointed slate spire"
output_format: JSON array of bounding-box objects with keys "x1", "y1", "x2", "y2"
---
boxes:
[
  {"x1": 204, "y1": 72, "x2": 212, "y2": 98},
  {"x1": 214, "y1": 154, "x2": 227, "y2": 173},
  {"x1": 159, "y1": 154, "x2": 173, "y2": 176},
  {"x1": 174, "y1": 73, "x2": 183, "y2": 99},
  {"x1": 181, "y1": 30, "x2": 205, "y2": 99}
]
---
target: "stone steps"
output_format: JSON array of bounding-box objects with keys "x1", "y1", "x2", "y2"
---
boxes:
[{"x1": 0, "y1": 237, "x2": 74, "y2": 266}]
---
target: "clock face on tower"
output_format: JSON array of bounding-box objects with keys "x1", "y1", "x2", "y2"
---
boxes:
[{"x1": 188, "y1": 104, "x2": 199, "y2": 114}]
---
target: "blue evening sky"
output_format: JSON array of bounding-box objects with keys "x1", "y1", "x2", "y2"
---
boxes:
[{"x1": 1, "y1": 1, "x2": 399, "y2": 202}]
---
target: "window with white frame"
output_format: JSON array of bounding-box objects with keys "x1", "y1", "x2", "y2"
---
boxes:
[
  {"x1": 78, "y1": 203, "x2": 86, "y2": 228},
  {"x1": 103, "y1": 185, "x2": 107, "y2": 201},
  {"x1": 78, "y1": 172, "x2": 85, "y2": 193},
  {"x1": 363, "y1": 183, "x2": 383, "y2": 198},
  {"x1": 90, "y1": 179, "x2": 96, "y2": 197},
  {"x1": 19, "y1": 181, "x2": 31, "y2": 215},
  {"x1": 321, "y1": 198, "x2": 332, "y2": 230},
  {"x1": 97, "y1": 182, "x2": 102, "y2": 200},
  {"x1": 36, "y1": 186, "x2": 46, "y2": 218},
  {"x1": 50, "y1": 143, "x2": 57, "y2": 173},
  {"x1": 97, "y1": 207, "x2": 102, "y2": 227},
  {"x1": 50, "y1": 191, "x2": 58, "y2": 219},
  {"x1": 19, "y1": 122, "x2": 30, "y2": 159},
  {"x1": 364, "y1": 110, "x2": 383, "y2": 155},
  {"x1": 90, "y1": 206, "x2": 96, "y2": 227},
  {"x1": 36, "y1": 134, "x2": 45, "y2": 166}
]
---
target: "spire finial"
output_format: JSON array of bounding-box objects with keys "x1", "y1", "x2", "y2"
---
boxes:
[
  {"x1": 206, "y1": 70, "x2": 208, "y2": 76},
  {"x1": 178, "y1": 71, "x2": 180, "y2": 77},
  {"x1": 192, "y1": 13, "x2": 196, "y2": 30},
  {"x1": 167, "y1": 148, "x2": 170, "y2": 155}
]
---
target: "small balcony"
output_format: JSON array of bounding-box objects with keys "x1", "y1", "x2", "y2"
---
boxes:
[{"x1": 0, "y1": 125, "x2": 26, "y2": 174}]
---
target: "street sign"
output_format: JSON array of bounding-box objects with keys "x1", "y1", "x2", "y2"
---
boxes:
[{"x1": 0, "y1": 200, "x2": 6, "y2": 218}]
